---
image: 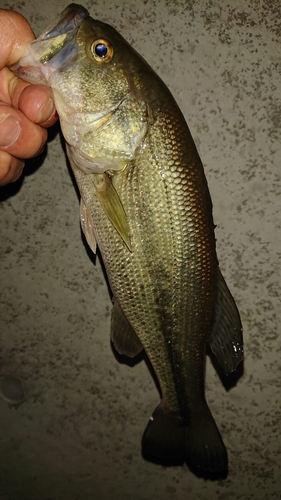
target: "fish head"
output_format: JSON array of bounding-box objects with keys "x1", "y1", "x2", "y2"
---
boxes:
[{"x1": 12, "y1": 3, "x2": 151, "y2": 173}]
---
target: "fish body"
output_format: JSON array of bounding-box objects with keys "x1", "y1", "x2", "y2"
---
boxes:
[{"x1": 12, "y1": 4, "x2": 243, "y2": 474}]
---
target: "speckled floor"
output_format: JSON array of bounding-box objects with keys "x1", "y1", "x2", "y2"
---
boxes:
[{"x1": 0, "y1": 1, "x2": 280, "y2": 499}]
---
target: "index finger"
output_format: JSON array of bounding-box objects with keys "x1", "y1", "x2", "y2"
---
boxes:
[{"x1": 0, "y1": 9, "x2": 35, "y2": 68}]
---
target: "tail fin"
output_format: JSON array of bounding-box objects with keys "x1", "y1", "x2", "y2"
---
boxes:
[{"x1": 141, "y1": 404, "x2": 227, "y2": 474}]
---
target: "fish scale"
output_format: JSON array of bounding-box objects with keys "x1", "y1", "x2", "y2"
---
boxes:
[
  {"x1": 74, "y1": 101, "x2": 216, "y2": 420},
  {"x1": 11, "y1": 3, "x2": 243, "y2": 474}
]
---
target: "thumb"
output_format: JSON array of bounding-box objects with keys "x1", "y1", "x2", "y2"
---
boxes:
[{"x1": 0, "y1": 9, "x2": 35, "y2": 68}]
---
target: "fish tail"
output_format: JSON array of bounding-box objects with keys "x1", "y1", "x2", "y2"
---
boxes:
[
  {"x1": 142, "y1": 404, "x2": 186, "y2": 466},
  {"x1": 142, "y1": 403, "x2": 227, "y2": 474},
  {"x1": 184, "y1": 404, "x2": 228, "y2": 474}
]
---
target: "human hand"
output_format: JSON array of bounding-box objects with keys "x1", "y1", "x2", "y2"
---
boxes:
[{"x1": 0, "y1": 9, "x2": 58, "y2": 185}]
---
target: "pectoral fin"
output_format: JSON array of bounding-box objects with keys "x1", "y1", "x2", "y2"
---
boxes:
[
  {"x1": 111, "y1": 300, "x2": 143, "y2": 357},
  {"x1": 208, "y1": 269, "x2": 243, "y2": 375},
  {"x1": 80, "y1": 198, "x2": 97, "y2": 254},
  {"x1": 94, "y1": 173, "x2": 131, "y2": 251}
]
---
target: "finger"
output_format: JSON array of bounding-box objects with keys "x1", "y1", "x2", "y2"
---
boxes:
[
  {"x1": 17, "y1": 84, "x2": 57, "y2": 127},
  {"x1": 0, "y1": 66, "x2": 57, "y2": 129},
  {"x1": 0, "y1": 150, "x2": 24, "y2": 185},
  {"x1": 9, "y1": 75, "x2": 58, "y2": 127},
  {"x1": 0, "y1": 11, "x2": 58, "y2": 129},
  {"x1": 0, "y1": 10, "x2": 35, "y2": 68},
  {"x1": 0, "y1": 103, "x2": 47, "y2": 158}
]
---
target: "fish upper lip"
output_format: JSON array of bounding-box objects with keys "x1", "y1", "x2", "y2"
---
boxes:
[
  {"x1": 39, "y1": 3, "x2": 89, "y2": 41},
  {"x1": 10, "y1": 4, "x2": 90, "y2": 81}
]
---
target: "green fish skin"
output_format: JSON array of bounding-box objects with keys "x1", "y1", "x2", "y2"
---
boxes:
[{"x1": 11, "y1": 4, "x2": 243, "y2": 474}]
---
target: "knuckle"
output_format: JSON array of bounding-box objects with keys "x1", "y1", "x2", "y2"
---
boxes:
[{"x1": 0, "y1": 151, "x2": 24, "y2": 185}]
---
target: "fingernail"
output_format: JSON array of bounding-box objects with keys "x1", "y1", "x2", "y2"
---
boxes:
[
  {"x1": 0, "y1": 114, "x2": 21, "y2": 148},
  {"x1": 36, "y1": 97, "x2": 55, "y2": 123}
]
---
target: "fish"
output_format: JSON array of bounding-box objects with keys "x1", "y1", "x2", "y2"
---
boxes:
[{"x1": 11, "y1": 3, "x2": 243, "y2": 474}]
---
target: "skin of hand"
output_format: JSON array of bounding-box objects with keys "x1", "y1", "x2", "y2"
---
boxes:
[{"x1": 0, "y1": 9, "x2": 58, "y2": 185}]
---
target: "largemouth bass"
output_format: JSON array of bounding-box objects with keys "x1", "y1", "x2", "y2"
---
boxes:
[{"x1": 12, "y1": 4, "x2": 243, "y2": 474}]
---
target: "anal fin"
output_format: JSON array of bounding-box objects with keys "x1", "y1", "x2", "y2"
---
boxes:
[
  {"x1": 208, "y1": 269, "x2": 243, "y2": 375},
  {"x1": 111, "y1": 300, "x2": 143, "y2": 357}
]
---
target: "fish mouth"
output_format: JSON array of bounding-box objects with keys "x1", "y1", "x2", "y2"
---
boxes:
[
  {"x1": 38, "y1": 3, "x2": 89, "y2": 41},
  {"x1": 10, "y1": 3, "x2": 89, "y2": 83}
]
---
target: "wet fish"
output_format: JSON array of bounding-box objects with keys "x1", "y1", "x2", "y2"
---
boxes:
[{"x1": 12, "y1": 4, "x2": 243, "y2": 474}]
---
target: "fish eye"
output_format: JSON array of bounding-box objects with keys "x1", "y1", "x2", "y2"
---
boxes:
[{"x1": 91, "y1": 39, "x2": 114, "y2": 63}]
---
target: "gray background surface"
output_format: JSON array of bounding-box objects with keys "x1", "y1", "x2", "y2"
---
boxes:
[{"x1": 0, "y1": 0, "x2": 280, "y2": 498}]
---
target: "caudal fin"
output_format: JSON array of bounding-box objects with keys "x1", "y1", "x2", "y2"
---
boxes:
[{"x1": 141, "y1": 404, "x2": 227, "y2": 474}]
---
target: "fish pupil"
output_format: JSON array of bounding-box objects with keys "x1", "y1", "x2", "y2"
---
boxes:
[{"x1": 95, "y1": 43, "x2": 108, "y2": 58}]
